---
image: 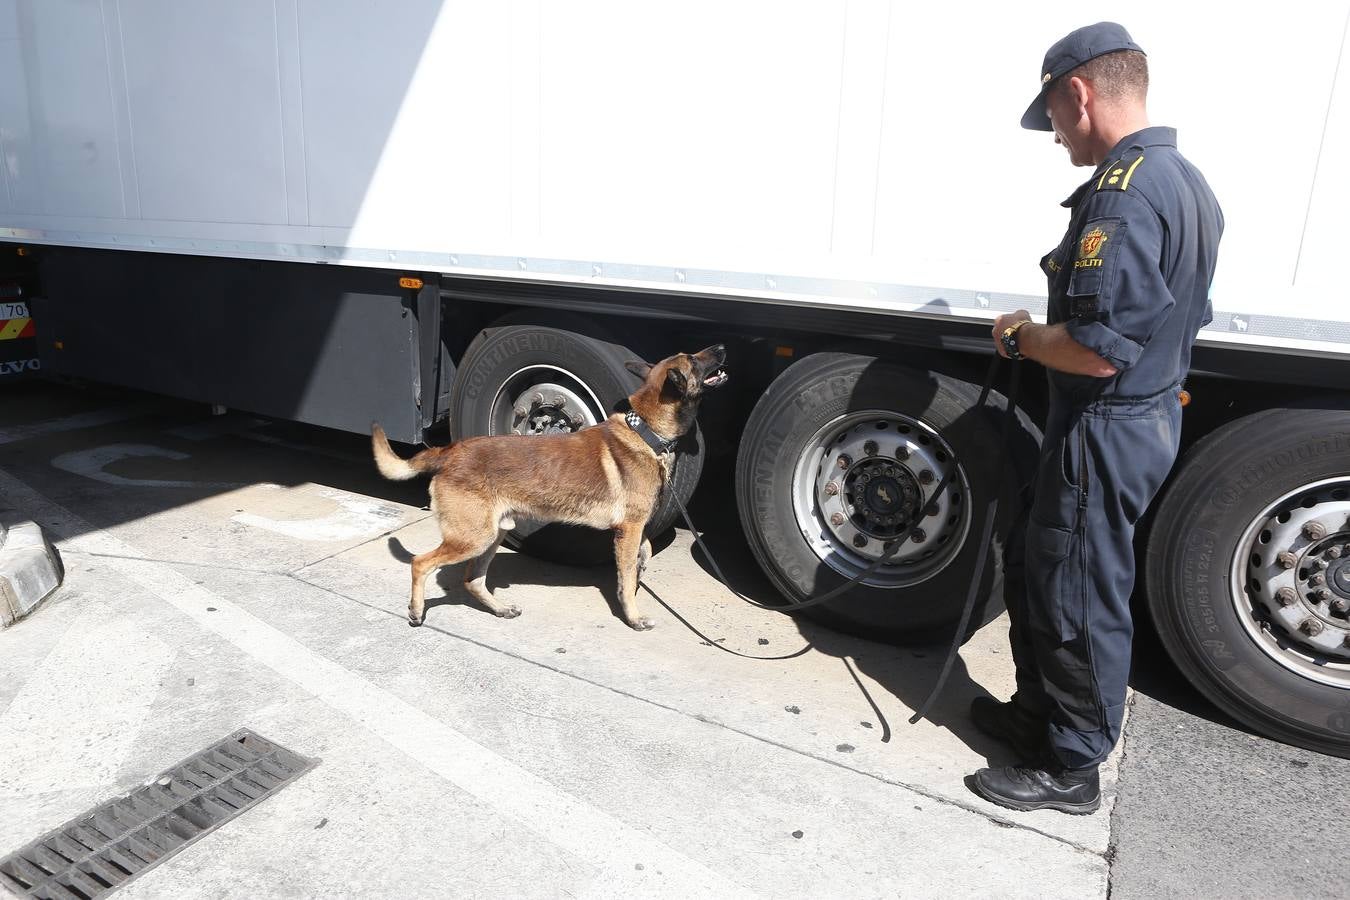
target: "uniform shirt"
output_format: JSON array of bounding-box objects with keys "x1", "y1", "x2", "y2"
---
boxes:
[{"x1": 1040, "y1": 126, "x2": 1223, "y2": 399}]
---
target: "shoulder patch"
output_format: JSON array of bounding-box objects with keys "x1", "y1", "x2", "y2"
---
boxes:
[
  {"x1": 1096, "y1": 153, "x2": 1145, "y2": 192},
  {"x1": 1068, "y1": 215, "x2": 1125, "y2": 303},
  {"x1": 1075, "y1": 219, "x2": 1119, "y2": 267}
]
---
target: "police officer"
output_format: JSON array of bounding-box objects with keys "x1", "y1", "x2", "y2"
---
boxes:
[{"x1": 971, "y1": 22, "x2": 1223, "y2": 814}]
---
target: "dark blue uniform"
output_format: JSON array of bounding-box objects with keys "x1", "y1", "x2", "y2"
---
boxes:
[{"x1": 1009, "y1": 126, "x2": 1223, "y2": 768}]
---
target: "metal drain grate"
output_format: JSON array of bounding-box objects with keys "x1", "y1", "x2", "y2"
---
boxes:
[{"x1": 0, "y1": 729, "x2": 317, "y2": 899}]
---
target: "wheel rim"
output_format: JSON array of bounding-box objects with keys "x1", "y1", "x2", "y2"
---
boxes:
[
  {"x1": 1232, "y1": 476, "x2": 1350, "y2": 688},
  {"x1": 792, "y1": 409, "x2": 972, "y2": 589},
  {"x1": 489, "y1": 365, "x2": 608, "y2": 436}
]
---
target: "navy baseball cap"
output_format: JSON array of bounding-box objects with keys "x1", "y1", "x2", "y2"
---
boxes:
[{"x1": 1020, "y1": 22, "x2": 1144, "y2": 130}]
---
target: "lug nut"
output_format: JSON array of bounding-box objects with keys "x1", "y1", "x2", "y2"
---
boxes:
[
  {"x1": 853, "y1": 535, "x2": 868, "y2": 549},
  {"x1": 1314, "y1": 588, "x2": 1333, "y2": 603},
  {"x1": 1328, "y1": 545, "x2": 1343, "y2": 560},
  {"x1": 1314, "y1": 558, "x2": 1331, "y2": 571},
  {"x1": 1330, "y1": 598, "x2": 1349, "y2": 615},
  {"x1": 513, "y1": 405, "x2": 529, "y2": 417},
  {"x1": 918, "y1": 469, "x2": 935, "y2": 485},
  {"x1": 1275, "y1": 586, "x2": 1298, "y2": 607},
  {"x1": 911, "y1": 528, "x2": 927, "y2": 543},
  {"x1": 895, "y1": 446, "x2": 910, "y2": 461},
  {"x1": 1277, "y1": 550, "x2": 1298, "y2": 570},
  {"x1": 824, "y1": 481, "x2": 839, "y2": 497},
  {"x1": 1310, "y1": 573, "x2": 1327, "y2": 587},
  {"x1": 1303, "y1": 521, "x2": 1328, "y2": 541},
  {"x1": 1300, "y1": 619, "x2": 1325, "y2": 637},
  {"x1": 863, "y1": 440, "x2": 878, "y2": 456},
  {"x1": 837, "y1": 455, "x2": 852, "y2": 470},
  {"x1": 830, "y1": 512, "x2": 846, "y2": 527}
]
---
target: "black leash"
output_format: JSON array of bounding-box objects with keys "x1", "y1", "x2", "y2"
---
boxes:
[
  {"x1": 660, "y1": 356, "x2": 1021, "y2": 719},
  {"x1": 909, "y1": 359, "x2": 1020, "y2": 724}
]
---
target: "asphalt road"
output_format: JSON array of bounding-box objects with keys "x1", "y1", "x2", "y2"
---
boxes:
[
  {"x1": 1, "y1": 379, "x2": 1346, "y2": 899},
  {"x1": 1110, "y1": 628, "x2": 1350, "y2": 898}
]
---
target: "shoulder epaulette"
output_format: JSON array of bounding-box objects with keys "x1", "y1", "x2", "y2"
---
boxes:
[{"x1": 1095, "y1": 153, "x2": 1145, "y2": 192}]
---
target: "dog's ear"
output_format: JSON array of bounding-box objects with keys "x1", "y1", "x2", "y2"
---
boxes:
[
  {"x1": 624, "y1": 360, "x2": 653, "y2": 379},
  {"x1": 663, "y1": 366, "x2": 688, "y2": 398}
]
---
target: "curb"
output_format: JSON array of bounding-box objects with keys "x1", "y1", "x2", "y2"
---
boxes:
[{"x1": 0, "y1": 520, "x2": 63, "y2": 627}]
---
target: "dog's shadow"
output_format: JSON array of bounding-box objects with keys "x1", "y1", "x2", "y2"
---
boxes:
[{"x1": 387, "y1": 535, "x2": 634, "y2": 622}]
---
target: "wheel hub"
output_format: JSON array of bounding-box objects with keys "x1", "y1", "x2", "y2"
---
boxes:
[
  {"x1": 844, "y1": 460, "x2": 921, "y2": 539},
  {"x1": 1241, "y1": 483, "x2": 1350, "y2": 673},
  {"x1": 797, "y1": 410, "x2": 971, "y2": 588},
  {"x1": 1328, "y1": 556, "x2": 1350, "y2": 602},
  {"x1": 506, "y1": 381, "x2": 598, "y2": 436}
]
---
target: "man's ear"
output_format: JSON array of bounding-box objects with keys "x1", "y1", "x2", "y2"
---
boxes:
[
  {"x1": 624, "y1": 360, "x2": 653, "y2": 379},
  {"x1": 1067, "y1": 75, "x2": 1091, "y2": 117},
  {"x1": 663, "y1": 367, "x2": 688, "y2": 397}
]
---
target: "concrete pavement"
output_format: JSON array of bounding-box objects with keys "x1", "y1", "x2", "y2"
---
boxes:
[{"x1": 0, "y1": 384, "x2": 1113, "y2": 897}]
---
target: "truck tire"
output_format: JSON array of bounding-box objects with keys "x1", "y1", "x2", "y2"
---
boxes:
[
  {"x1": 447, "y1": 324, "x2": 704, "y2": 565},
  {"x1": 1145, "y1": 407, "x2": 1350, "y2": 757},
  {"x1": 735, "y1": 352, "x2": 1040, "y2": 644}
]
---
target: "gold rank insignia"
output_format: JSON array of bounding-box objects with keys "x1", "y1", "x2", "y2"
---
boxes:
[{"x1": 1096, "y1": 153, "x2": 1145, "y2": 191}]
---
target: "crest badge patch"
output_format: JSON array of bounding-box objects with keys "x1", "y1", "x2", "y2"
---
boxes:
[
  {"x1": 1080, "y1": 227, "x2": 1108, "y2": 259},
  {"x1": 1074, "y1": 219, "x2": 1120, "y2": 270}
]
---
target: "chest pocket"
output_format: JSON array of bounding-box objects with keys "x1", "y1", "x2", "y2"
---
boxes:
[
  {"x1": 1039, "y1": 249, "x2": 1062, "y2": 277},
  {"x1": 1067, "y1": 216, "x2": 1125, "y2": 302}
]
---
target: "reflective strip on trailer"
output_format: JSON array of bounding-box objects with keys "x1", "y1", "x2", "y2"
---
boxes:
[{"x1": 0, "y1": 318, "x2": 35, "y2": 340}]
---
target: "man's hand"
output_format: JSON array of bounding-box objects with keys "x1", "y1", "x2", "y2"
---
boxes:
[
  {"x1": 990, "y1": 308, "x2": 1119, "y2": 377},
  {"x1": 992, "y1": 309, "x2": 1033, "y2": 358}
]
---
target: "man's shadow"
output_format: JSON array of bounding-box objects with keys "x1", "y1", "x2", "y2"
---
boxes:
[{"x1": 793, "y1": 619, "x2": 1022, "y2": 764}]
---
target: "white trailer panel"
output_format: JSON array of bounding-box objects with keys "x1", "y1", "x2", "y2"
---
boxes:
[{"x1": 1, "y1": 1, "x2": 1347, "y2": 354}]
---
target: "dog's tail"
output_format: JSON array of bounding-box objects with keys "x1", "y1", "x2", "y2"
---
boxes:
[{"x1": 371, "y1": 423, "x2": 443, "y2": 481}]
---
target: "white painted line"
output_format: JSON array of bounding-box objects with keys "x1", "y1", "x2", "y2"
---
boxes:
[
  {"x1": 233, "y1": 487, "x2": 404, "y2": 542},
  {"x1": 0, "y1": 467, "x2": 751, "y2": 897},
  {"x1": 0, "y1": 402, "x2": 166, "y2": 446},
  {"x1": 50, "y1": 443, "x2": 239, "y2": 489}
]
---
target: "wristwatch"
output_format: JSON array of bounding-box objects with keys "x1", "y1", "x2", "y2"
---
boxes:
[{"x1": 1000, "y1": 320, "x2": 1032, "y2": 361}]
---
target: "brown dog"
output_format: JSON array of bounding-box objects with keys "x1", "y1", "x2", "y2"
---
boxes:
[{"x1": 372, "y1": 345, "x2": 727, "y2": 629}]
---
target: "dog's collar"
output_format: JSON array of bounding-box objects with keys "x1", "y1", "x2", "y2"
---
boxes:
[{"x1": 624, "y1": 410, "x2": 677, "y2": 455}]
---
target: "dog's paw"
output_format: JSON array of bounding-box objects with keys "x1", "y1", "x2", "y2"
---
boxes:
[
  {"x1": 628, "y1": 617, "x2": 655, "y2": 632},
  {"x1": 496, "y1": 605, "x2": 522, "y2": 619},
  {"x1": 408, "y1": 614, "x2": 424, "y2": 627}
]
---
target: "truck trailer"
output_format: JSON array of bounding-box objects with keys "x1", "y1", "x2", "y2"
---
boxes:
[{"x1": 2, "y1": 1, "x2": 1349, "y2": 758}]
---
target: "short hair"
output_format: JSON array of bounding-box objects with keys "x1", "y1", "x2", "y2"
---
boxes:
[{"x1": 1054, "y1": 49, "x2": 1149, "y2": 103}]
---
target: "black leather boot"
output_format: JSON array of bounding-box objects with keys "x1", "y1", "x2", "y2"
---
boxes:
[
  {"x1": 969, "y1": 696, "x2": 1048, "y2": 761},
  {"x1": 970, "y1": 764, "x2": 1101, "y2": 815}
]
